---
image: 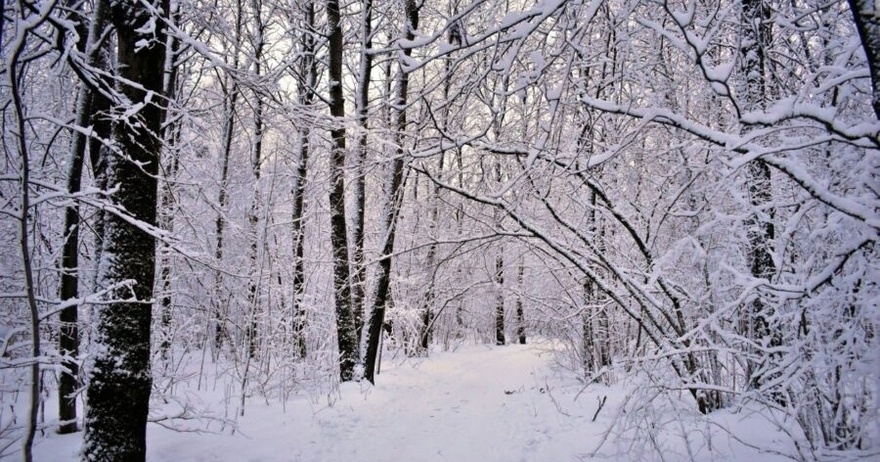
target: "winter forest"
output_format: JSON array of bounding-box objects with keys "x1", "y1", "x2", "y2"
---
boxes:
[{"x1": 1, "y1": 0, "x2": 879, "y2": 460}]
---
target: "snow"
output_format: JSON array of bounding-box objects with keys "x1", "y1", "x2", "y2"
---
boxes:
[{"x1": 27, "y1": 342, "x2": 806, "y2": 462}]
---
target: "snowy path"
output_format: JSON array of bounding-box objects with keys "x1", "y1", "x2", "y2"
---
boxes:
[
  {"x1": 184, "y1": 343, "x2": 589, "y2": 462},
  {"x1": 293, "y1": 344, "x2": 574, "y2": 462},
  {"x1": 36, "y1": 343, "x2": 597, "y2": 462},
  {"x1": 34, "y1": 342, "x2": 795, "y2": 462}
]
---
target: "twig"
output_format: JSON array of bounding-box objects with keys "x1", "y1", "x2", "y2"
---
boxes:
[
  {"x1": 543, "y1": 379, "x2": 572, "y2": 417},
  {"x1": 592, "y1": 395, "x2": 607, "y2": 422}
]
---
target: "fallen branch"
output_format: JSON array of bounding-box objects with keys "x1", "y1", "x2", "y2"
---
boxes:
[{"x1": 592, "y1": 395, "x2": 607, "y2": 422}]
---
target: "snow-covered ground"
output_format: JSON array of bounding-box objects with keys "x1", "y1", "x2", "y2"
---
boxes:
[{"x1": 29, "y1": 342, "x2": 801, "y2": 461}]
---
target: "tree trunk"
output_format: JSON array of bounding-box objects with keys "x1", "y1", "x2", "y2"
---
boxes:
[
  {"x1": 290, "y1": 1, "x2": 317, "y2": 360},
  {"x1": 245, "y1": 0, "x2": 266, "y2": 362},
  {"x1": 363, "y1": 0, "x2": 419, "y2": 383},
  {"x1": 739, "y1": 0, "x2": 779, "y2": 393},
  {"x1": 57, "y1": 0, "x2": 111, "y2": 434},
  {"x1": 420, "y1": 154, "x2": 444, "y2": 354},
  {"x1": 515, "y1": 264, "x2": 526, "y2": 345},
  {"x1": 7, "y1": 9, "x2": 46, "y2": 458},
  {"x1": 351, "y1": 0, "x2": 374, "y2": 339},
  {"x1": 327, "y1": 0, "x2": 359, "y2": 381},
  {"x1": 82, "y1": 0, "x2": 167, "y2": 459},
  {"x1": 848, "y1": 0, "x2": 880, "y2": 119},
  {"x1": 494, "y1": 252, "x2": 505, "y2": 346},
  {"x1": 157, "y1": 0, "x2": 182, "y2": 367},
  {"x1": 212, "y1": 0, "x2": 243, "y2": 352}
]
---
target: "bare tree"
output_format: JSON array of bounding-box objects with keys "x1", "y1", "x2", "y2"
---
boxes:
[
  {"x1": 515, "y1": 263, "x2": 525, "y2": 345},
  {"x1": 212, "y1": 0, "x2": 244, "y2": 352},
  {"x1": 326, "y1": 0, "x2": 359, "y2": 381},
  {"x1": 56, "y1": 0, "x2": 111, "y2": 434},
  {"x1": 82, "y1": 0, "x2": 168, "y2": 458},
  {"x1": 156, "y1": 0, "x2": 185, "y2": 366},
  {"x1": 351, "y1": 0, "x2": 374, "y2": 338},
  {"x1": 738, "y1": 0, "x2": 779, "y2": 394},
  {"x1": 290, "y1": 0, "x2": 318, "y2": 360},
  {"x1": 363, "y1": 0, "x2": 420, "y2": 383},
  {"x1": 493, "y1": 248, "x2": 505, "y2": 346},
  {"x1": 5, "y1": 4, "x2": 48, "y2": 458},
  {"x1": 848, "y1": 0, "x2": 880, "y2": 118}
]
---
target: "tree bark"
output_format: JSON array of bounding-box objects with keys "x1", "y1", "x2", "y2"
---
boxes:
[
  {"x1": 739, "y1": 0, "x2": 779, "y2": 393},
  {"x1": 57, "y1": 0, "x2": 111, "y2": 434},
  {"x1": 290, "y1": 1, "x2": 317, "y2": 360},
  {"x1": 157, "y1": 0, "x2": 182, "y2": 366},
  {"x1": 245, "y1": 0, "x2": 266, "y2": 362},
  {"x1": 7, "y1": 7, "x2": 46, "y2": 458},
  {"x1": 351, "y1": 0, "x2": 373, "y2": 339},
  {"x1": 212, "y1": 0, "x2": 243, "y2": 352},
  {"x1": 82, "y1": 0, "x2": 167, "y2": 459},
  {"x1": 494, "y1": 253, "x2": 505, "y2": 346},
  {"x1": 848, "y1": 0, "x2": 880, "y2": 119},
  {"x1": 515, "y1": 264, "x2": 526, "y2": 345},
  {"x1": 363, "y1": 0, "x2": 419, "y2": 383},
  {"x1": 327, "y1": 0, "x2": 359, "y2": 381}
]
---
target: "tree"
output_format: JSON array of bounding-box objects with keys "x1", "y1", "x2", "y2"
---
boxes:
[
  {"x1": 212, "y1": 0, "x2": 244, "y2": 352},
  {"x1": 738, "y1": 0, "x2": 779, "y2": 394},
  {"x1": 848, "y1": 0, "x2": 880, "y2": 118},
  {"x1": 289, "y1": 0, "x2": 318, "y2": 360},
  {"x1": 515, "y1": 264, "x2": 526, "y2": 345},
  {"x1": 326, "y1": 0, "x2": 359, "y2": 381},
  {"x1": 82, "y1": 0, "x2": 168, "y2": 459},
  {"x1": 493, "y1": 249, "x2": 505, "y2": 346},
  {"x1": 351, "y1": 0, "x2": 374, "y2": 338},
  {"x1": 156, "y1": 0, "x2": 183, "y2": 365},
  {"x1": 56, "y1": 0, "x2": 112, "y2": 434},
  {"x1": 4, "y1": 2, "x2": 50, "y2": 458},
  {"x1": 362, "y1": 0, "x2": 419, "y2": 383}
]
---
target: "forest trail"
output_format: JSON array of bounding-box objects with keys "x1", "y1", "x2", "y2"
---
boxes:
[
  {"x1": 36, "y1": 343, "x2": 601, "y2": 462},
  {"x1": 34, "y1": 342, "x2": 793, "y2": 462},
  {"x1": 289, "y1": 344, "x2": 574, "y2": 462},
  {"x1": 195, "y1": 343, "x2": 590, "y2": 462}
]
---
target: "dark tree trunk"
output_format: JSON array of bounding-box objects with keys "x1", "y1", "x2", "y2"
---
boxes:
[
  {"x1": 87, "y1": 41, "x2": 113, "y2": 263},
  {"x1": 157, "y1": 1, "x2": 182, "y2": 366},
  {"x1": 7, "y1": 6, "x2": 47, "y2": 457},
  {"x1": 327, "y1": 0, "x2": 359, "y2": 381},
  {"x1": 581, "y1": 305, "x2": 593, "y2": 375},
  {"x1": 212, "y1": 0, "x2": 243, "y2": 352},
  {"x1": 57, "y1": 0, "x2": 111, "y2": 434},
  {"x1": 82, "y1": 0, "x2": 167, "y2": 459},
  {"x1": 351, "y1": 0, "x2": 374, "y2": 339},
  {"x1": 291, "y1": 1, "x2": 317, "y2": 360},
  {"x1": 420, "y1": 157, "x2": 443, "y2": 354},
  {"x1": 245, "y1": 0, "x2": 266, "y2": 362},
  {"x1": 363, "y1": 0, "x2": 419, "y2": 383},
  {"x1": 515, "y1": 265, "x2": 526, "y2": 345},
  {"x1": 848, "y1": 0, "x2": 880, "y2": 119},
  {"x1": 494, "y1": 253, "x2": 505, "y2": 346},
  {"x1": 739, "y1": 0, "x2": 779, "y2": 393},
  {"x1": 58, "y1": 93, "x2": 86, "y2": 436}
]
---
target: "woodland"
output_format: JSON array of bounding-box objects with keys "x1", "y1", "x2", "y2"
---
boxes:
[{"x1": 1, "y1": 0, "x2": 878, "y2": 460}]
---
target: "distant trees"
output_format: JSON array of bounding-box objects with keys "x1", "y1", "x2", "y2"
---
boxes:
[{"x1": 407, "y1": 0, "x2": 878, "y2": 443}]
